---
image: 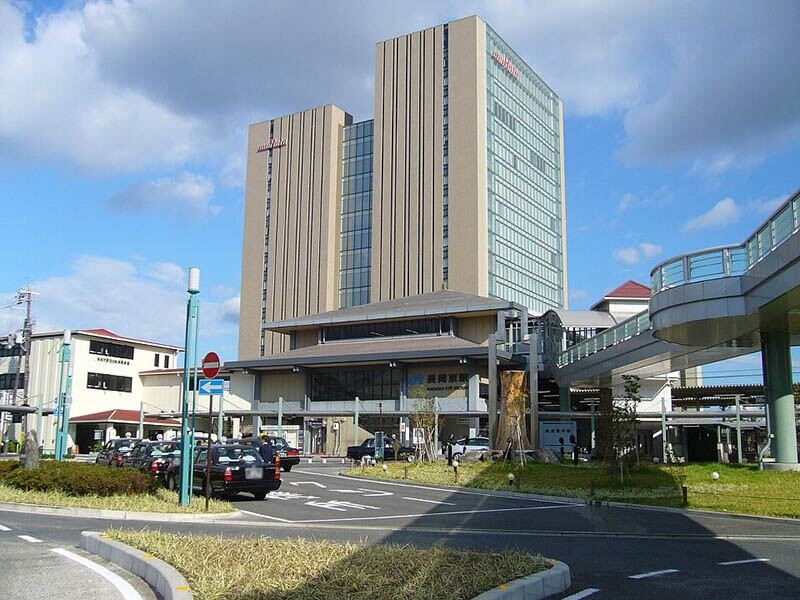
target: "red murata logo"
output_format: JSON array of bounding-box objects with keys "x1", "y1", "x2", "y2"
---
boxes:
[
  {"x1": 492, "y1": 51, "x2": 519, "y2": 80},
  {"x1": 257, "y1": 138, "x2": 287, "y2": 152}
]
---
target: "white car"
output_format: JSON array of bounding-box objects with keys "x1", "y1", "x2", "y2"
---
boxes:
[{"x1": 452, "y1": 436, "x2": 491, "y2": 457}]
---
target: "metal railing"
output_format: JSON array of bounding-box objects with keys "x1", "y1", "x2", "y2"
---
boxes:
[
  {"x1": 557, "y1": 310, "x2": 650, "y2": 367},
  {"x1": 556, "y1": 189, "x2": 800, "y2": 368},
  {"x1": 650, "y1": 190, "x2": 800, "y2": 293}
]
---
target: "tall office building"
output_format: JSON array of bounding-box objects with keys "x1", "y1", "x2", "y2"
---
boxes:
[{"x1": 239, "y1": 15, "x2": 567, "y2": 360}]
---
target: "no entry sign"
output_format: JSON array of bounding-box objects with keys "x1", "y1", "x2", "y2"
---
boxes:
[{"x1": 202, "y1": 352, "x2": 221, "y2": 379}]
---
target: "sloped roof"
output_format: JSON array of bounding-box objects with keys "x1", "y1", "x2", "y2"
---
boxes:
[
  {"x1": 604, "y1": 280, "x2": 651, "y2": 299},
  {"x1": 33, "y1": 328, "x2": 182, "y2": 351},
  {"x1": 265, "y1": 289, "x2": 524, "y2": 332},
  {"x1": 545, "y1": 309, "x2": 619, "y2": 328},
  {"x1": 71, "y1": 409, "x2": 180, "y2": 425}
]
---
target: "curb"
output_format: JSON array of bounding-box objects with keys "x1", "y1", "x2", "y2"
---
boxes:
[
  {"x1": 472, "y1": 560, "x2": 570, "y2": 600},
  {"x1": 0, "y1": 501, "x2": 242, "y2": 522},
  {"x1": 341, "y1": 472, "x2": 800, "y2": 524},
  {"x1": 80, "y1": 531, "x2": 192, "y2": 600}
]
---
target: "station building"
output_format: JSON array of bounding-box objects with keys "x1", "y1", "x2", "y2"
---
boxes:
[{"x1": 230, "y1": 15, "x2": 569, "y2": 451}]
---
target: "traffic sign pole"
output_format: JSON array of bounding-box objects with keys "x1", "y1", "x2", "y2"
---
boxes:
[
  {"x1": 179, "y1": 268, "x2": 200, "y2": 507},
  {"x1": 205, "y1": 394, "x2": 213, "y2": 511}
]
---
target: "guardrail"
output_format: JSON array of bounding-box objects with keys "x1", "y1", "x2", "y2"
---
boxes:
[
  {"x1": 557, "y1": 310, "x2": 650, "y2": 367},
  {"x1": 650, "y1": 190, "x2": 800, "y2": 293}
]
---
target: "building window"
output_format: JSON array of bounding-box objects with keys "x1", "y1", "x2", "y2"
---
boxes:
[
  {"x1": 164, "y1": 355, "x2": 170, "y2": 369},
  {"x1": 154, "y1": 354, "x2": 160, "y2": 367},
  {"x1": 0, "y1": 373, "x2": 24, "y2": 390},
  {"x1": 89, "y1": 340, "x2": 135, "y2": 360},
  {"x1": 323, "y1": 318, "x2": 450, "y2": 342},
  {"x1": 312, "y1": 368, "x2": 401, "y2": 402},
  {"x1": 0, "y1": 344, "x2": 22, "y2": 358},
  {"x1": 86, "y1": 372, "x2": 133, "y2": 393}
]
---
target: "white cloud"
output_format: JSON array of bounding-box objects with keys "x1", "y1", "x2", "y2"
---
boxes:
[
  {"x1": 16, "y1": 255, "x2": 238, "y2": 346},
  {"x1": 683, "y1": 197, "x2": 742, "y2": 232},
  {"x1": 107, "y1": 172, "x2": 218, "y2": 217},
  {"x1": 618, "y1": 193, "x2": 637, "y2": 212},
  {"x1": 749, "y1": 195, "x2": 787, "y2": 217},
  {"x1": 145, "y1": 262, "x2": 186, "y2": 286},
  {"x1": 613, "y1": 243, "x2": 664, "y2": 265},
  {"x1": 1, "y1": 1, "x2": 798, "y2": 176}
]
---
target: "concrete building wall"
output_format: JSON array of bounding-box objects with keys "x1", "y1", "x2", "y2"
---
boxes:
[
  {"x1": 294, "y1": 329, "x2": 318, "y2": 349},
  {"x1": 372, "y1": 24, "x2": 446, "y2": 301},
  {"x1": 456, "y1": 315, "x2": 496, "y2": 345},
  {"x1": 259, "y1": 372, "x2": 304, "y2": 404},
  {"x1": 448, "y1": 15, "x2": 489, "y2": 297},
  {"x1": 239, "y1": 105, "x2": 351, "y2": 360}
]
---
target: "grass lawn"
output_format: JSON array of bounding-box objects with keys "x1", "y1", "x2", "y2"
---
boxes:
[
  {"x1": 0, "y1": 483, "x2": 234, "y2": 514},
  {"x1": 109, "y1": 529, "x2": 551, "y2": 600},
  {"x1": 349, "y1": 461, "x2": 800, "y2": 519}
]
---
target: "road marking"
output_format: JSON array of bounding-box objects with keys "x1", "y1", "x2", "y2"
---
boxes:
[
  {"x1": 718, "y1": 558, "x2": 770, "y2": 566},
  {"x1": 269, "y1": 491, "x2": 320, "y2": 501},
  {"x1": 629, "y1": 568, "x2": 679, "y2": 579},
  {"x1": 306, "y1": 500, "x2": 380, "y2": 511},
  {"x1": 293, "y1": 502, "x2": 579, "y2": 524},
  {"x1": 51, "y1": 548, "x2": 143, "y2": 600},
  {"x1": 292, "y1": 469, "x2": 576, "y2": 503},
  {"x1": 561, "y1": 589, "x2": 601, "y2": 600},
  {"x1": 402, "y1": 497, "x2": 456, "y2": 506},
  {"x1": 332, "y1": 488, "x2": 393, "y2": 497},
  {"x1": 289, "y1": 481, "x2": 327, "y2": 488},
  {"x1": 238, "y1": 509, "x2": 293, "y2": 523},
  {"x1": 18, "y1": 535, "x2": 41, "y2": 543},
  {"x1": 0, "y1": 524, "x2": 11, "y2": 531}
]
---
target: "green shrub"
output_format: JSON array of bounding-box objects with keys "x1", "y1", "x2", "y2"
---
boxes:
[{"x1": 0, "y1": 460, "x2": 159, "y2": 496}]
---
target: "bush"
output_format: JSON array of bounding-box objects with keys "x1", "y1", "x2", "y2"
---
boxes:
[{"x1": 0, "y1": 460, "x2": 159, "y2": 496}]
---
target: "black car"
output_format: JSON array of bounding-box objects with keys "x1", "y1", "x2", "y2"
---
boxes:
[
  {"x1": 228, "y1": 436, "x2": 301, "y2": 471},
  {"x1": 165, "y1": 444, "x2": 281, "y2": 500},
  {"x1": 346, "y1": 437, "x2": 415, "y2": 462},
  {"x1": 120, "y1": 441, "x2": 181, "y2": 481},
  {"x1": 95, "y1": 438, "x2": 141, "y2": 467}
]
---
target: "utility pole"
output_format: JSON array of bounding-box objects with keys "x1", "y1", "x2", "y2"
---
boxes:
[{"x1": 11, "y1": 288, "x2": 37, "y2": 433}]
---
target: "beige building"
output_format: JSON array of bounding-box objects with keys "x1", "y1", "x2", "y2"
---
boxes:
[{"x1": 239, "y1": 15, "x2": 567, "y2": 362}]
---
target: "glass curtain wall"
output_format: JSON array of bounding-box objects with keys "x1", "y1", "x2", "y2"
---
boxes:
[
  {"x1": 339, "y1": 120, "x2": 374, "y2": 308},
  {"x1": 485, "y1": 26, "x2": 565, "y2": 314}
]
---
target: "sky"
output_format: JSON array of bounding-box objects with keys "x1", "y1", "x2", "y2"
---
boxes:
[{"x1": 2, "y1": 0, "x2": 799, "y2": 384}]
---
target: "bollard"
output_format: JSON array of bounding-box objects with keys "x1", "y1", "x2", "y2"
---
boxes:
[
  {"x1": 361, "y1": 462, "x2": 365, "y2": 474},
  {"x1": 515, "y1": 473, "x2": 520, "y2": 489},
  {"x1": 590, "y1": 481, "x2": 596, "y2": 504},
  {"x1": 404, "y1": 466, "x2": 408, "y2": 480},
  {"x1": 454, "y1": 467, "x2": 459, "y2": 483},
  {"x1": 682, "y1": 485, "x2": 688, "y2": 506}
]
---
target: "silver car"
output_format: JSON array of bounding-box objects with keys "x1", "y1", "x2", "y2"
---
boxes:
[{"x1": 452, "y1": 436, "x2": 491, "y2": 457}]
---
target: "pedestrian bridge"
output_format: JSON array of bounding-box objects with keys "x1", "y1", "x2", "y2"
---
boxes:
[{"x1": 550, "y1": 187, "x2": 800, "y2": 468}]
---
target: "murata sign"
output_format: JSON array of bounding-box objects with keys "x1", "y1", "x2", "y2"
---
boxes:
[
  {"x1": 492, "y1": 51, "x2": 519, "y2": 80},
  {"x1": 257, "y1": 138, "x2": 287, "y2": 152}
]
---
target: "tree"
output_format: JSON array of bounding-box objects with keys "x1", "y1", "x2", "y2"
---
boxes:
[
  {"x1": 408, "y1": 383, "x2": 438, "y2": 462},
  {"x1": 607, "y1": 374, "x2": 641, "y2": 482}
]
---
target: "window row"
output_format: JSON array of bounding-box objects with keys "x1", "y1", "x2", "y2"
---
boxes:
[
  {"x1": 89, "y1": 340, "x2": 134, "y2": 360},
  {"x1": 0, "y1": 344, "x2": 22, "y2": 358},
  {"x1": 153, "y1": 353, "x2": 170, "y2": 368},
  {"x1": 0, "y1": 372, "x2": 24, "y2": 390},
  {"x1": 312, "y1": 368, "x2": 401, "y2": 402},
  {"x1": 87, "y1": 372, "x2": 133, "y2": 393}
]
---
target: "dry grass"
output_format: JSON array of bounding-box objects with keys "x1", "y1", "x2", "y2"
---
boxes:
[
  {"x1": 353, "y1": 461, "x2": 800, "y2": 519},
  {"x1": 0, "y1": 483, "x2": 234, "y2": 514},
  {"x1": 108, "y1": 528, "x2": 550, "y2": 600}
]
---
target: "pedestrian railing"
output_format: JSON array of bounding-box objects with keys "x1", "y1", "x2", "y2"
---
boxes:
[{"x1": 557, "y1": 310, "x2": 650, "y2": 367}]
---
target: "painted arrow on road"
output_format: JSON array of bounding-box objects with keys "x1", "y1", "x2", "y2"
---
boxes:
[
  {"x1": 332, "y1": 488, "x2": 393, "y2": 497},
  {"x1": 289, "y1": 481, "x2": 327, "y2": 488}
]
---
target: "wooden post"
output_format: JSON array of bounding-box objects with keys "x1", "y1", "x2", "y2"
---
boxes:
[
  {"x1": 682, "y1": 485, "x2": 688, "y2": 506},
  {"x1": 404, "y1": 466, "x2": 408, "y2": 480},
  {"x1": 515, "y1": 472, "x2": 520, "y2": 489}
]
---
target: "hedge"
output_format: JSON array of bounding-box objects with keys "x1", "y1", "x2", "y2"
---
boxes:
[{"x1": 0, "y1": 460, "x2": 160, "y2": 496}]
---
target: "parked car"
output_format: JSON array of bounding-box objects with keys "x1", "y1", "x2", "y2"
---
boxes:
[
  {"x1": 228, "y1": 436, "x2": 301, "y2": 471},
  {"x1": 95, "y1": 438, "x2": 141, "y2": 467},
  {"x1": 120, "y1": 441, "x2": 181, "y2": 482},
  {"x1": 346, "y1": 437, "x2": 415, "y2": 462},
  {"x1": 165, "y1": 444, "x2": 281, "y2": 500},
  {"x1": 452, "y1": 436, "x2": 491, "y2": 458}
]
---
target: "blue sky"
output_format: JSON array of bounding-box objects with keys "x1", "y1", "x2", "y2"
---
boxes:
[{"x1": 2, "y1": 1, "x2": 799, "y2": 384}]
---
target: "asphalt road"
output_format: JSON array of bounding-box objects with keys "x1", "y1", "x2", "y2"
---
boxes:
[{"x1": 2, "y1": 463, "x2": 799, "y2": 599}]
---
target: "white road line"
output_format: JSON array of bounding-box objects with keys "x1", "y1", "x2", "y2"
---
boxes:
[
  {"x1": 0, "y1": 524, "x2": 11, "y2": 531},
  {"x1": 629, "y1": 568, "x2": 679, "y2": 580},
  {"x1": 561, "y1": 589, "x2": 601, "y2": 600},
  {"x1": 51, "y1": 548, "x2": 143, "y2": 600},
  {"x1": 292, "y1": 469, "x2": 575, "y2": 503},
  {"x1": 402, "y1": 497, "x2": 456, "y2": 506},
  {"x1": 293, "y1": 502, "x2": 580, "y2": 524},
  {"x1": 238, "y1": 509, "x2": 293, "y2": 523},
  {"x1": 18, "y1": 535, "x2": 41, "y2": 543},
  {"x1": 719, "y1": 558, "x2": 770, "y2": 566}
]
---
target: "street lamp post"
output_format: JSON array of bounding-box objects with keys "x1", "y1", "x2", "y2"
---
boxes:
[
  {"x1": 179, "y1": 268, "x2": 200, "y2": 507},
  {"x1": 55, "y1": 330, "x2": 71, "y2": 461}
]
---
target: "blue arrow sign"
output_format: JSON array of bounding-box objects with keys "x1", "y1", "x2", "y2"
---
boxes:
[{"x1": 198, "y1": 378, "x2": 224, "y2": 395}]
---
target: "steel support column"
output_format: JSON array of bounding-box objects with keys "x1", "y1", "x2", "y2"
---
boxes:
[{"x1": 760, "y1": 328, "x2": 799, "y2": 469}]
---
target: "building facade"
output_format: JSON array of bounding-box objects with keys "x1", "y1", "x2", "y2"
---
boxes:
[{"x1": 239, "y1": 15, "x2": 567, "y2": 361}]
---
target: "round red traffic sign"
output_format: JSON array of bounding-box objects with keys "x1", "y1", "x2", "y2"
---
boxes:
[{"x1": 202, "y1": 352, "x2": 221, "y2": 379}]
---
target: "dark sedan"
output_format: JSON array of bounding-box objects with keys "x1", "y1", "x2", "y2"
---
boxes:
[
  {"x1": 95, "y1": 438, "x2": 141, "y2": 467},
  {"x1": 120, "y1": 441, "x2": 180, "y2": 481},
  {"x1": 165, "y1": 444, "x2": 281, "y2": 500},
  {"x1": 228, "y1": 436, "x2": 301, "y2": 471}
]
